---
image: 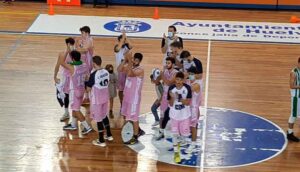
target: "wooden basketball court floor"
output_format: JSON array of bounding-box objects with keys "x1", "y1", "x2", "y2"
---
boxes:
[{"x1": 1, "y1": 2, "x2": 300, "y2": 172}]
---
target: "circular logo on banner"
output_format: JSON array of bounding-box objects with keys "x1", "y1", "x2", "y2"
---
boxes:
[
  {"x1": 129, "y1": 107, "x2": 287, "y2": 168},
  {"x1": 104, "y1": 20, "x2": 151, "y2": 33}
]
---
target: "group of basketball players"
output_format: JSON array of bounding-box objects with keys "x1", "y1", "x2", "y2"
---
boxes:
[{"x1": 53, "y1": 25, "x2": 203, "y2": 163}]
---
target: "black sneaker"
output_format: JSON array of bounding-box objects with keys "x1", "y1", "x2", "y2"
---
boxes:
[
  {"x1": 137, "y1": 129, "x2": 145, "y2": 138},
  {"x1": 124, "y1": 137, "x2": 138, "y2": 145},
  {"x1": 287, "y1": 132, "x2": 300, "y2": 142},
  {"x1": 63, "y1": 124, "x2": 77, "y2": 130}
]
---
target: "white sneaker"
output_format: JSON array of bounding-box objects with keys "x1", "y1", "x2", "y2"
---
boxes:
[
  {"x1": 151, "y1": 121, "x2": 160, "y2": 127},
  {"x1": 92, "y1": 139, "x2": 106, "y2": 147},
  {"x1": 185, "y1": 144, "x2": 195, "y2": 154},
  {"x1": 60, "y1": 113, "x2": 69, "y2": 122},
  {"x1": 104, "y1": 135, "x2": 114, "y2": 141}
]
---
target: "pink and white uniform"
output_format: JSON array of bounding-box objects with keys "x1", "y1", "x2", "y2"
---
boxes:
[
  {"x1": 168, "y1": 83, "x2": 192, "y2": 136},
  {"x1": 89, "y1": 69, "x2": 110, "y2": 122},
  {"x1": 160, "y1": 69, "x2": 178, "y2": 117},
  {"x1": 61, "y1": 53, "x2": 72, "y2": 94},
  {"x1": 70, "y1": 63, "x2": 88, "y2": 111},
  {"x1": 121, "y1": 66, "x2": 144, "y2": 122},
  {"x1": 190, "y1": 79, "x2": 203, "y2": 127}
]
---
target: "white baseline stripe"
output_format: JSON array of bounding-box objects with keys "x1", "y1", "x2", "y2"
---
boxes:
[{"x1": 199, "y1": 40, "x2": 212, "y2": 171}]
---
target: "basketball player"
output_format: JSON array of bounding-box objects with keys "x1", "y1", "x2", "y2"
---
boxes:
[
  {"x1": 53, "y1": 37, "x2": 75, "y2": 122},
  {"x1": 105, "y1": 64, "x2": 117, "y2": 119},
  {"x1": 170, "y1": 41, "x2": 184, "y2": 70},
  {"x1": 150, "y1": 68, "x2": 163, "y2": 126},
  {"x1": 119, "y1": 51, "x2": 144, "y2": 145},
  {"x1": 115, "y1": 31, "x2": 133, "y2": 108},
  {"x1": 86, "y1": 56, "x2": 113, "y2": 147},
  {"x1": 161, "y1": 26, "x2": 183, "y2": 67},
  {"x1": 287, "y1": 57, "x2": 300, "y2": 142},
  {"x1": 180, "y1": 50, "x2": 203, "y2": 80},
  {"x1": 76, "y1": 26, "x2": 94, "y2": 104},
  {"x1": 60, "y1": 50, "x2": 92, "y2": 135},
  {"x1": 168, "y1": 72, "x2": 192, "y2": 163},
  {"x1": 186, "y1": 66, "x2": 202, "y2": 153},
  {"x1": 156, "y1": 57, "x2": 178, "y2": 140},
  {"x1": 76, "y1": 26, "x2": 94, "y2": 72}
]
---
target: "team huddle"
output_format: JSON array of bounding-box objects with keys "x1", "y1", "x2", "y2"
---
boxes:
[{"x1": 53, "y1": 25, "x2": 203, "y2": 163}]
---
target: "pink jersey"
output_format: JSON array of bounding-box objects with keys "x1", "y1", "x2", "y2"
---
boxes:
[
  {"x1": 78, "y1": 36, "x2": 94, "y2": 72},
  {"x1": 70, "y1": 63, "x2": 88, "y2": 91},
  {"x1": 162, "y1": 68, "x2": 178, "y2": 92},
  {"x1": 160, "y1": 68, "x2": 178, "y2": 116},
  {"x1": 123, "y1": 66, "x2": 144, "y2": 104},
  {"x1": 90, "y1": 69, "x2": 110, "y2": 105},
  {"x1": 89, "y1": 69, "x2": 110, "y2": 122},
  {"x1": 60, "y1": 53, "x2": 72, "y2": 94},
  {"x1": 61, "y1": 53, "x2": 72, "y2": 77}
]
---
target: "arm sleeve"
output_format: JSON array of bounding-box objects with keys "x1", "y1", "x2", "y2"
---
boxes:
[
  {"x1": 186, "y1": 84, "x2": 192, "y2": 99},
  {"x1": 195, "y1": 58, "x2": 203, "y2": 74},
  {"x1": 85, "y1": 71, "x2": 96, "y2": 88}
]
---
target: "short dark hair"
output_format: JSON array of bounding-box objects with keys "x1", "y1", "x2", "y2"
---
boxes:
[
  {"x1": 180, "y1": 50, "x2": 191, "y2": 59},
  {"x1": 166, "y1": 57, "x2": 175, "y2": 64},
  {"x1": 117, "y1": 35, "x2": 123, "y2": 41},
  {"x1": 65, "y1": 37, "x2": 75, "y2": 45},
  {"x1": 80, "y1": 26, "x2": 91, "y2": 34},
  {"x1": 187, "y1": 66, "x2": 197, "y2": 74},
  {"x1": 168, "y1": 25, "x2": 177, "y2": 32},
  {"x1": 70, "y1": 50, "x2": 81, "y2": 61},
  {"x1": 134, "y1": 53, "x2": 143, "y2": 61},
  {"x1": 150, "y1": 74, "x2": 154, "y2": 80},
  {"x1": 105, "y1": 64, "x2": 113, "y2": 70},
  {"x1": 93, "y1": 56, "x2": 102, "y2": 66},
  {"x1": 175, "y1": 72, "x2": 185, "y2": 79},
  {"x1": 170, "y1": 41, "x2": 183, "y2": 49}
]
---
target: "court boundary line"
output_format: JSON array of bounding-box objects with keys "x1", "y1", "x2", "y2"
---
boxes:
[{"x1": 199, "y1": 39, "x2": 211, "y2": 171}]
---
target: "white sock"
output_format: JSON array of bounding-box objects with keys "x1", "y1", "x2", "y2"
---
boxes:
[
  {"x1": 173, "y1": 145, "x2": 178, "y2": 152},
  {"x1": 71, "y1": 117, "x2": 77, "y2": 128},
  {"x1": 191, "y1": 141, "x2": 196, "y2": 146},
  {"x1": 64, "y1": 108, "x2": 69, "y2": 114},
  {"x1": 288, "y1": 129, "x2": 293, "y2": 134},
  {"x1": 173, "y1": 134, "x2": 178, "y2": 145},
  {"x1": 81, "y1": 121, "x2": 90, "y2": 129}
]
